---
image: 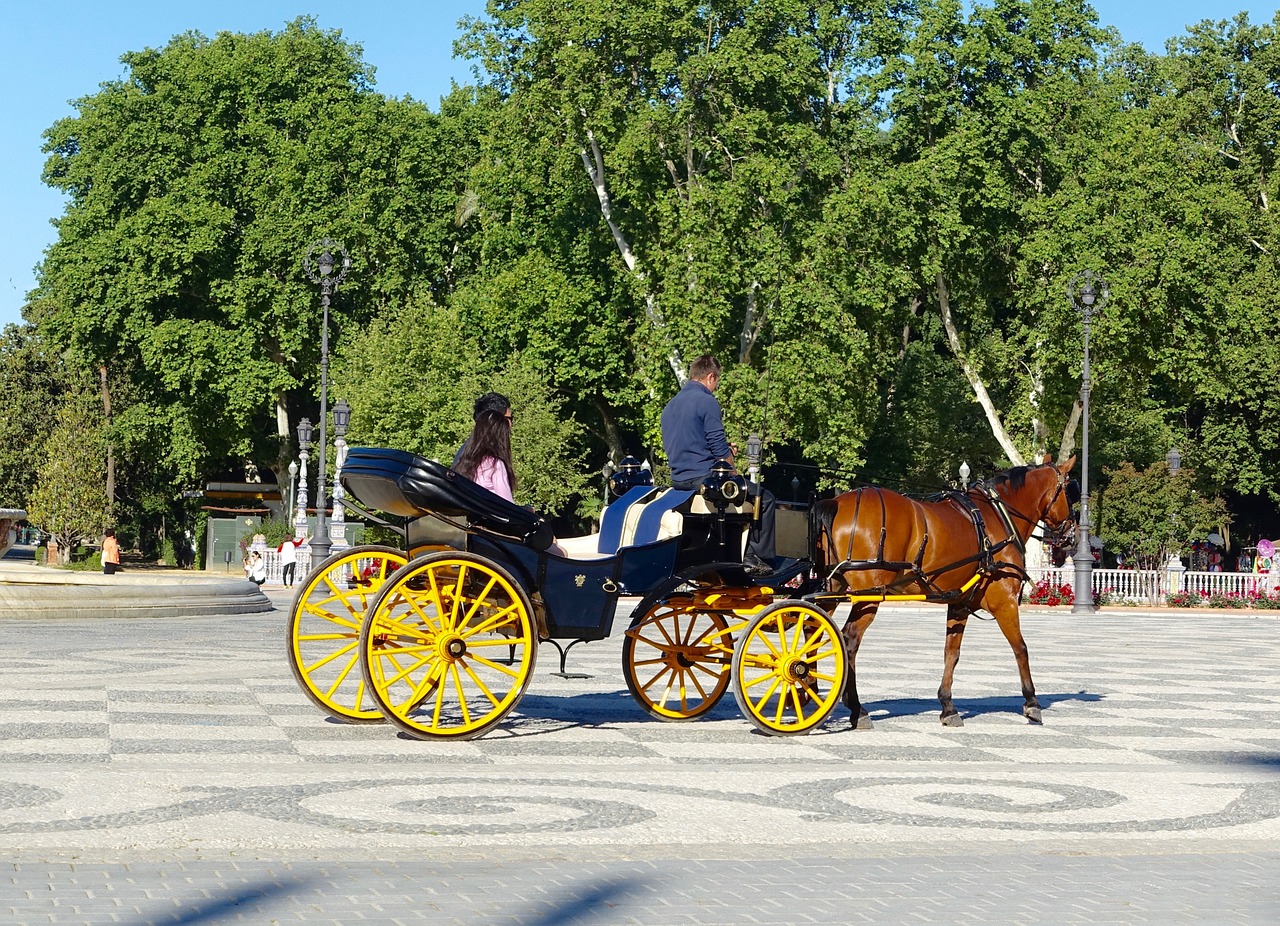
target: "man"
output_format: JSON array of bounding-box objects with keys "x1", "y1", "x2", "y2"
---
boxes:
[{"x1": 660, "y1": 354, "x2": 776, "y2": 575}]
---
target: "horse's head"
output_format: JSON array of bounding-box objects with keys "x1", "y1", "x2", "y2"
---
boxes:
[
  {"x1": 990, "y1": 456, "x2": 1078, "y2": 546},
  {"x1": 1036, "y1": 456, "x2": 1078, "y2": 546}
]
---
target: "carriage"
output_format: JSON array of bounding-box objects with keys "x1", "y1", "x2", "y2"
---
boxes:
[{"x1": 286, "y1": 446, "x2": 1078, "y2": 739}]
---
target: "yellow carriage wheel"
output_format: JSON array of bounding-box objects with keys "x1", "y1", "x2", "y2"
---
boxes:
[
  {"x1": 731, "y1": 601, "x2": 847, "y2": 736},
  {"x1": 359, "y1": 551, "x2": 538, "y2": 740},
  {"x1": 287, "y1": 545, "x2": 410, "y2": 722},
  {"x1": 622, "y1": 593, "x2": 734, "y2": 721}
]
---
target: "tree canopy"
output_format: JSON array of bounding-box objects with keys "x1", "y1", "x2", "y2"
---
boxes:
[{"x1": 19, "y1": 3, "x2": 1280, "y2": 550}]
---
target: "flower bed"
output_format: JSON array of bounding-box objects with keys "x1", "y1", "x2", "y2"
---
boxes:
[{"x1": 1028, "y1": 578, "x2": 1075, "y2": 607}]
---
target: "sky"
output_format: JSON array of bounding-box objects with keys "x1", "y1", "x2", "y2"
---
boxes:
[{"x1": 2, "y1": 1, "x2": 1276, "y2": 330}]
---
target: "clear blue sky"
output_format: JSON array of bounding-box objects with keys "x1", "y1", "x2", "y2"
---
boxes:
[{"x1": 1, "y1": 1, "x2": 1275, "y2": 330}]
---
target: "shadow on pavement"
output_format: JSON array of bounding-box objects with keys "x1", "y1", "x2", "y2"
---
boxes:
[{"x1": 125, "y1": 876, "x2": 314, "y2": 926}]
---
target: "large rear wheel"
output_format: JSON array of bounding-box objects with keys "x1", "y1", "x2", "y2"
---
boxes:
[
  {"x1": 731, "y1": 601, "x2": 847, "y2": 736},
  {"x1": 286, "y1": 545, "x2": 409, "y2": 722},
  {"x1": 360, "y1": 552, "x2": 538, "y2": 740},
  {"x1": 621, "y1": 592, "x2": 734, "y2": 721}
]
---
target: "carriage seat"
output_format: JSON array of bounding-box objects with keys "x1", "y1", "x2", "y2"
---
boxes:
[
  {"x1": 552, "y1": 485, "x2": 659, "y2": 559},
  {"x1": 341, "y1": 447, "x2": 554, "y2": 551}
]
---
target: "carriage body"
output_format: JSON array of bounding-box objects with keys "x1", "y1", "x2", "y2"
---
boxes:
[{"x1": 287, "y1": 446, "x2": 847, "y2": 740}]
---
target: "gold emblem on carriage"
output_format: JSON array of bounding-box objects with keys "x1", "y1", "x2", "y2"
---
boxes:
[{"x1": 574, "y1": 574, "x2": 586, "y2": 587}]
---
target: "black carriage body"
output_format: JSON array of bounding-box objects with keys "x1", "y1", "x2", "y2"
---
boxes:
[{"x1": 341, "y1": 447, "x2": 692, "y2": 641}]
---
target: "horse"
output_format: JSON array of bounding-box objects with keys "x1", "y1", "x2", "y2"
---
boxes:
[{"x1": 812, "y1": 457, "x2": 1078, "y2": 728}]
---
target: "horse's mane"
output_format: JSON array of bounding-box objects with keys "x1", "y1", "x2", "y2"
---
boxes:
[{"x1": 989, "y1": 461, "x2": 1055, "y2": 492}]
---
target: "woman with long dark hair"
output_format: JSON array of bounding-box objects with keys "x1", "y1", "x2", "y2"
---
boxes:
[{"x1": 455, "y1": 408, "x2": 516, "y2": 502}]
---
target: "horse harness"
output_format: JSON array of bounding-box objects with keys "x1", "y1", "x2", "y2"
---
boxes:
[{"x1": 822, "y1": 467, "x2": 1071, "y2": 606}]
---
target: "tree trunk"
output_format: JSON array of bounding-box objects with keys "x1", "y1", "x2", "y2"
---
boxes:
[
  {"x1": 580, "y1": 128, "x2": 686, "y2": 383},
  {"x1": 593, "y1": 396, "x2": 626, "y2": 465},
  {"x1": 935, "y1": 272, "x2": 1025, "y2": 466},
  {"x1": 1057, "y1": 399, "x2": 1083, "y2": 461}
]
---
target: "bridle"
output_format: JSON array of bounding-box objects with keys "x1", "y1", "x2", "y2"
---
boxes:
[{"x1": 983, "y1": 464, "x2": 1078, "y2": 553}]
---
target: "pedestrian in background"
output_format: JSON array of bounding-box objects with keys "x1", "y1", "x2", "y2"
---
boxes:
[{"x1": 101, "y1": 529, "x2": 121, "y2": 575}]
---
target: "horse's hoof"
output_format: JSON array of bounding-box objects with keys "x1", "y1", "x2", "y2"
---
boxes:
[
  {"x1": 853, "y1": 712, "x2": 874, "y2": 730},
  {"x1": 1024, "y1": 706, "x2": 1043, "y2": 724},
  {"x1": 940, "y1": 712, "x2": 964, "y2": 728}
]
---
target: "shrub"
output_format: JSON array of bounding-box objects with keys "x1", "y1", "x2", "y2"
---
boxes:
[
  {"x1": 1247, "y1": 589, "x2": 1280, "y2": 610},
  {"x1": 1166, "y1": 590, "x2": 1207, "y2": 608},
  {"x1": 1206, "y1": 591, "x2": 1247, "y2": 609},
  {"x1": 1029, "y1": 578, "x2": 1075, "y2": 606}
]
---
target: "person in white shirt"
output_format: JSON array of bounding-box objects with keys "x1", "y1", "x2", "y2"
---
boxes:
[{"x1": 279, "y1": 534, "x2": 305, "y2": 588}]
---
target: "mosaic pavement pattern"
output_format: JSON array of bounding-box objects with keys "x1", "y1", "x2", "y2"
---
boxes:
[{"x1": 0, "y1": 604, "x2": 1277, "y2": 856}]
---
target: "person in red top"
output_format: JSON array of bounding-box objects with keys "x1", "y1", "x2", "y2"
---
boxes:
[{"x1": 101, "y1": 529, "x2": 121, "y2": 575}]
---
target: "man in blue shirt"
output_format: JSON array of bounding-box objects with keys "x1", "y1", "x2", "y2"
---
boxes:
[{"x1": 661, "y1": 354, "x2": 776, "y2": 575}]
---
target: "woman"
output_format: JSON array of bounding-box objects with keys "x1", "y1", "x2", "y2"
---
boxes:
[
  {"x1": 101, "y1": 529, "x2": 121, "y2": 575},
  {"x1": 246, "y1": 551, "x2": 267, "y2": 586},
  {"x1": 454, "y1": 408, "x2": 517, "y2": 502},
  {"x1": 454, "y1": 406, "x2": 566, "y2": 558}
]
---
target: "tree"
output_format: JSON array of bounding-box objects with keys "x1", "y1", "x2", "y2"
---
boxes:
[
  {"x1": 33, "y1": 18, "x2": 481, "y2": 521},
  {"x1": 1096, "y1": 461, "x2": 1231, "y2": 569},
  {"x1": 25, "y1": 388, "x2": 112, "y2": 563},
  {"x1": 332, "y1": 296, "x2": 589, "y2": 516},
  {"x1": 0, "y1": 324, "x2": 65, "y2": 509},
  {"x1": 458, "y1": 1, "x2": 890, "y2": 480}
]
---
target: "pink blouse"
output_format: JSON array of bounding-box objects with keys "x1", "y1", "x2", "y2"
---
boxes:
[{"x1": 473, "y1": 456, "x2": 513, "y2": 502}]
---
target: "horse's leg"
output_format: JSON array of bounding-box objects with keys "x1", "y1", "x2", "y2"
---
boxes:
[
  {"x1": 938, "y1": 603, "x2": 970, "y2": 727},
  {"x1": 841, "y1": 605, "x2": 877, "y2": 730},
  {"x1": 989, "y1": 595, "x2": 1043, "y2": 724}
]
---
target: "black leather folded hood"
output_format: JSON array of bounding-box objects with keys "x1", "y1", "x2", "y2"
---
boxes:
[{"x1": 341, "y1": 447, "x2": 553, "y2": 551}]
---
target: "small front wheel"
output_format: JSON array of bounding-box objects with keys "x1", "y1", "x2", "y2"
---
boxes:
[
  {"x1": 731, "y1": 601, "x2": 847, "y2": 736},
  {"x1": 622, "y1": 592, "x2": 733, "y2": 721}
]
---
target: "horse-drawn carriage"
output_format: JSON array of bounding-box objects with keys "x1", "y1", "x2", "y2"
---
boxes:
[{"x1": 286, "y1": 446, "x2": 1078, "y2": 740}]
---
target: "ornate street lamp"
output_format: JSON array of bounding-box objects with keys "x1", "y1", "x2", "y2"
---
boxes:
[
  {"x1": 1069, "y1": 270, "x2": 1110, "y2": 614},
  {"x1": 302, "y1": 238, "x2": 352, "y2": 561},
  {"x1": 330, "y1": 397, "x2": 351, "y2": 552},
  {"x1": 294, "y1": 417, "x2": 313, "y2": 537},
  {"x1": 1166, "y1": 447, "x2": 1181, "y2": 473}
]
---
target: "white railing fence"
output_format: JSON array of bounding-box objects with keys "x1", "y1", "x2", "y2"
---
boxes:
[{"x1": 1026, "y1": 565, "x2": 1271, "y2": 605}]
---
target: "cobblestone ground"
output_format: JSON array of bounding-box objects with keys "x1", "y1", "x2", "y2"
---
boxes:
[{"x1": 1, "y1": 593, "x2": 1278, "y2": 924}]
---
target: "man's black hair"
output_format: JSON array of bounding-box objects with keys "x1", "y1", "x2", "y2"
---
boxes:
[{"x1": 474, "y1": 392, "x2": 511, "y2": 419}]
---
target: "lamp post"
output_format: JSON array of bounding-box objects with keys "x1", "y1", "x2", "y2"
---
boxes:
[
  {"x1": 330, "y1": 398, "x2": 351, "y2": 552},
  {"x1": 287, "y1": 461, "x2": 298, "y2": 529},
  {"x1": 1070, "y1": 270, "x2": 1109, "y2": 614},
  {"x1": 1166, "y1": 447, "x2": 1181, "y2": 473},
  {"x1": 302, "y1": 238, "x2": 352, "y2": 562},
  {"x1": 294, "y1": 418, "x2": 312, "y2": 537},
  {"x1": 959, "y1": 461, "x2": 971, "y2": 491}
]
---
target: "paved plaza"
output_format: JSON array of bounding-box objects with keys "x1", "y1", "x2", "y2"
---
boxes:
[{"x1": 0, "y1": 578, "x2": 1278, "y2": 923}]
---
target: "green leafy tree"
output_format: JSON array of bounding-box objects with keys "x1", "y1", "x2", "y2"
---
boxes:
[
  {"x1": 25, "y1": 389, "x2": 112, "y2": 564},
  {"x1": 332, "y1": 297, "x2": 589, "y2": 515},
  {"x1": 458, "y1": 1, "x2": 888, "y2": 479},
  {"x1": 1096, "y1": 461, "x2": 1231, "y2": 569},
  {"x1": 0, "y1": 324, "x2": 66, "y2": 509},
  {"x1": 33, "y1": 18, "x2": 483, "y2": 536}
]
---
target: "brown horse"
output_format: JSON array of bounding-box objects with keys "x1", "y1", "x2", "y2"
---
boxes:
[{"x1": 812, "y1": 457, "x2": 1077, "y2": 728}]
